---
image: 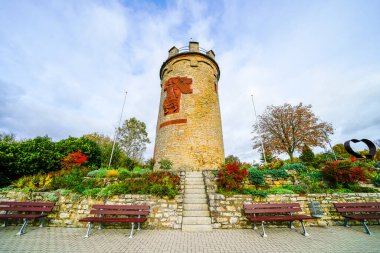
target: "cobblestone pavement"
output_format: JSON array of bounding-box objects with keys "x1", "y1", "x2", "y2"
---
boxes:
[{"x1": 0, "y1": 225, "x2": 379, "y2": 253}]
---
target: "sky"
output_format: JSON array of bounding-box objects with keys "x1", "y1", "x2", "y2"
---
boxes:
[{"x1": 1, "y1": 0, "x2": 379, "y2": 163}]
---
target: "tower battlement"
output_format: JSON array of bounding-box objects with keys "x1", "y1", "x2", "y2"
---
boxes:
[{"x1": 168, "y1": 41, "x2": 216, "y2": 59}]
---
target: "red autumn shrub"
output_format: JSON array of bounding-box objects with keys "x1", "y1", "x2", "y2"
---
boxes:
[
  {"x1": 322, "y1": 160, "x2": 367, "y2": 187},
  {"x1": 217, "y1": 162, "x2": 248, "y2": 191},
  {"x1": 62, "y1": 150, "x2": 88, "y2": 170},
  {"x1": 147, "y1": 171, "x2": 180, "y2": 186}
]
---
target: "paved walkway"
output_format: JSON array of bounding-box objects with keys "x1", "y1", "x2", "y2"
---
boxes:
[{"x1": 0, "y1": 226, "x2": 379, "y2": 253}]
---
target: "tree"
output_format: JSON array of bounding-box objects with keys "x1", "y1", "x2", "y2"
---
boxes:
[
  {"x1": 56, "y1": 137, "x2": 101, "y2": 167},
  {"x1": 332, "y1": 143, "x2": 349, "y2": 159},
  {"x1": 225, "y1": 155, "x2": 240, "y2": 164},
  {"x1": 252, "y1": 103, "x2": 333, "y2": 162},
  {"x1": 299, "y1": 145, "x2": 315, "y2": 165},
  {"x1": 83, "y1": 133, "x2": 125, "y2": 168},
  {"x1": 117, "y1": 117, "x2": 150, "y2": 161}
]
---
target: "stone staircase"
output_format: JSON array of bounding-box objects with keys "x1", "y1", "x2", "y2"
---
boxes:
[{"x1": 182, "y1": 171, "x2": 212, "y2": 232}]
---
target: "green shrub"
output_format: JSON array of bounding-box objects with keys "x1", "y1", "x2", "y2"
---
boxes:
[
  {"x1": 82, "y1": 188, "x2": 102, "y2": 198},
  {"x1": 372, "y1": 176, "x2": 380, "y2": 187},
  {"x1": 247, "y1": 167, "x2": 291, "y2": 187},
  {"x1": 267, "y1": 187, "x2": 295, "y2": 194},
  {"x1": 123, "y1": 157, "x2": 141, "y2": 170},
  {"x1": 267, "y1": 169, "x2": 290, "y2": 179},
  {"x1": 118, "y1": 168, "x2": 131, "y2": 179},
  {"x1": 280, "y1": 184, "x2": 306, "y2": 194},
  {"x1": 348, "y1": 184, "x2": 379, "y2": 193},
  {"x1": 241, "y1": 188, "x2": 268, "y2": 198},
  {"x1": 0, "y1": 136, "x2": 62, "y2": 187},
  {"x1": 158, "y1": 159, "x2": 173, "y2": 170},
  {"x1": 150, "y1": 184, "x2": 177, "y2": 199},
  {"x1": 247, "y1": 167, "x2": 265, "y2": 187},
  {"x1": 281, "y1": 163, "x2": 308, "y2": 173}
]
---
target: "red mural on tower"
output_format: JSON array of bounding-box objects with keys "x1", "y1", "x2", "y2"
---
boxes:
[{"x1": 163, "y1": 76, "x2": 193, "y2": 115}]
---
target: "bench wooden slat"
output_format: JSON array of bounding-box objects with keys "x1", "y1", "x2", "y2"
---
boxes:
[
  {"x1": 0, "y1": 207, "x2": 54, "y2": 212},
  {"x1": 333, "y1": 202, "x2": 380, "y2": 208},
  {"x1": 247, "y1": 215, "x2": 314, "y2": 222},
  {"x1": 335, "y1": 207, "x2": 380, "y2": 213},
  {"x1": 89, "y1": 210, "x2": 150, "y2": 215},
  {"x1": 79, "y1": 217, "x2": 147, "y2": 223},
  {"x1": 343, "y1": 214, "x2": 380, "y2": 220},
  {"x1": 0, "y1": 201, "x2": 55, "y2": 207},
  {"x1": 244, "y1": 203, "x2": 299, "y2": 208},
  {"x1": 245, "y1": 207, "x2": 303, "y2": 214},
  {"x1": 0, "y1": 214, "x2": 47, "y2": 219},
  {"x1": 92, "y1": 205, "x2": 150, "y2": 211}
]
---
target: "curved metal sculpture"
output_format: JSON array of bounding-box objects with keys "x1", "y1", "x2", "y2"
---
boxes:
[{"x1": 344, "y1": 139, "x2": 376, "y2": 160}]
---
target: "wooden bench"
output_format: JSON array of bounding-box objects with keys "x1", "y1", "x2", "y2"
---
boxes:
[
  {"x1": 0, "y1": 201, "x2": 55, "y2": 236},
  {"x1": 244, "y1": 203, "x2": 315, "y2": 237},
  {"x1": 334, "y1": 202, "x2": 380, "y2": 235},
  {"x1": 79, "y1": 204, "x2": 150, "y2": 238}
]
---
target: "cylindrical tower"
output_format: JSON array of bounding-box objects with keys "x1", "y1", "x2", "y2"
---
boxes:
[{"x1": 154, "y1": 41, "x2": 224, "y2": 171}]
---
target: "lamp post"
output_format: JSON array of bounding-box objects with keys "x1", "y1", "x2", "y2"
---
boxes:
[
  {"x1": 108, "y1": 91, "x2": 128, "y2": 168},
  {"x1": 251, "y1": 94, "x2": 267, "y2": 164}
]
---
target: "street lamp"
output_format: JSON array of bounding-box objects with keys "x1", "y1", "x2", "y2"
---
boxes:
[
  {"x1": 251, "y1": 94, "x2": 267, "y2": 164},
  {"x1": 108, "y1": 91, "x2": 128, "y2": 168}
]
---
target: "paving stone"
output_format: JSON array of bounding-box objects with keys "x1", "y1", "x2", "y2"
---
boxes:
[{"x1": 1, "y1": 226, "x2": 379, "y2": 252}]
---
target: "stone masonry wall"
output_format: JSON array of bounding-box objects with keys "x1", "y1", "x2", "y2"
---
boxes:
[
  {"x1": 0, "y1": 172, "x2": 186, "y2": 229},
  {"x1": 0, "y1": 191, "x2": 183, "y2": 229},
  {"x1": 203, "y1": 171, "x2": 380, "y2": 229},
  {"x1": 154, "y1": 50, "x2": 224, "y2": 171}
]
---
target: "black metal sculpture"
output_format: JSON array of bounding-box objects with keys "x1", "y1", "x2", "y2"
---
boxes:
[{"x1": 344, "y1": 139, "x2": 376, "y2": 160}]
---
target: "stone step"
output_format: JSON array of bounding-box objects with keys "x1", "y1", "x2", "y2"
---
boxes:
[
  {"x1": 183, "y1": 217, "x2": 211, "y2": 225},
  {"x1": 182, "y1": 224, "x2": 213, "y2": 232},
  {"x1": 184, "y1": 193, "x2": 207, "y2": 199},
  {"x1": 183, "y1": 204, "x2": 209, "y2": 211},
  {"x1": 184, "y1": 198, "x2": 207, "y2": 204},
  {"x1": 185, "y1": 179, "x2": 204, "y2": 184},
  {"x1": 184, "y1": 184, "x2": 205, "y2": 189},
  {"x1": 186, "y1": 172, "x2": 203, "y2": 177},
  {"x1": 185, "y1": 188, "x2": 205, "y2": 194},
  {"x1": 183, "y1": 210, "x2": 210, "y2": 217}
]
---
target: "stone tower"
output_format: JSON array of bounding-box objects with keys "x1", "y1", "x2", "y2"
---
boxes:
[{"x1": 154, "y1": 41, "x2": 224, "y2": 171}]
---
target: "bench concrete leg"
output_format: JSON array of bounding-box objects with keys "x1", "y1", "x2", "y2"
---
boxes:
[
  {"x1": 129, "y1": 222, "x2": 135, "y2": 239},
  {"x1": 301, "y1": 220, "x2": 309, "y2": 236},
  {"x1": 85, "y1": 222, "x2": 92, "y2": 238},
  {"x1": 138, "y1": 223, "x2": 141, "y2": 231},
  {"x1": 252, "y1": 223, "x2": 257, "y2": 230},
  {"x1": 261, "y1": 221, "x2": 267, "y2": 238},
  {"x1": 289, "y1": 221, "x2": 295, "y2": 229},
  {"x1": 17, "y1": 219, "x2": 28, "y2": 236},
  {"x1": 98, "y1": 223, "x2": 103, "y2": 230},
  {"x1": 343, "y1": 218, "x2": 350, "y2": 227},
  {"x1": 362, "y1": 220, "x2": 371, "y2": 235}
]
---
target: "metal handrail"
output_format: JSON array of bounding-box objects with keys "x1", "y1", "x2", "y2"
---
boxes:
[{"x1": 178, "y1": 46, "x2": 209, "y2": 54}]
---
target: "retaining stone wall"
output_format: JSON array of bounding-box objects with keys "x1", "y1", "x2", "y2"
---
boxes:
[
  {"x1": 203, "y1": 171, "x2": 380, "y2": 229},
  {"x1": 0, "y1": 172, "x2": 186, "y2": 229}
]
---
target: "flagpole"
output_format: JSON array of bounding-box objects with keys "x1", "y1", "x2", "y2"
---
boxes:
[
  {"x1": 251, "y1": 94, "x2": 267, "y2": 164},
  {"x1": 108, "y1": 91, "x2": 128, "y2": 168}
]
